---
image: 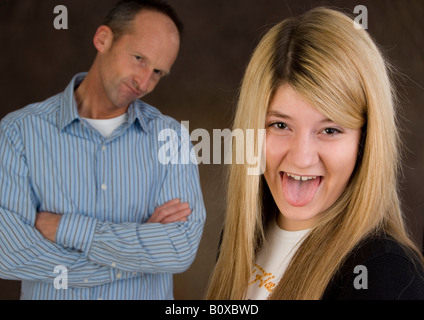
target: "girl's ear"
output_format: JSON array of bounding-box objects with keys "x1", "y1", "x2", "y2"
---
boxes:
[{"x1": 93, "y1": 25, "x2": 114, "y2": 53}]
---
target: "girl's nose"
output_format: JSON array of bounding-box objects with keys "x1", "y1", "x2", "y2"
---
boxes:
[{"x1": 286, "y1": 134, "x2": 319, "y2": 170}]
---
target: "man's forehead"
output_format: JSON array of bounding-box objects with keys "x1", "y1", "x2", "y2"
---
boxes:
[{"x1": 131, "y1": 9, "x2": 179, "y2": 36}]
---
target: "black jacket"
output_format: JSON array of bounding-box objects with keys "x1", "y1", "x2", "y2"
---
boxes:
[{"x1": 322, "y1": 235, "x2": 424, "y2": 300}]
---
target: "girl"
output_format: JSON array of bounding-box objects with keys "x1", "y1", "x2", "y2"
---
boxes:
[{"x1": 206, "y1": 7, "x2": 424, "y2": 300}]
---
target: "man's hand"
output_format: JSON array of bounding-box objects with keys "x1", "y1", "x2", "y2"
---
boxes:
[
  {"x1": 35, "y1": 212, "x2": 62, "y2": 242},
  {"x1": 35, "y1": 200, "x2": 190, "y2": 242},
  {"x1": 147, "y1": 199, "x2": 191, "y2": 224}
]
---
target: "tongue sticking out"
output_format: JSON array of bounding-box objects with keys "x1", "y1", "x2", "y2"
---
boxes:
[{"x1": 282, "y1": 173, "x2": 321, "y2": 207}]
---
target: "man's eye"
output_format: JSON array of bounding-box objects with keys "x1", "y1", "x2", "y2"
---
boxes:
[
  {"x1": 135, "y1": 56, "x2": 146, "y2": 64},
  {"x1": 153, "y1": 69, "x2": 166, "y2": 80}
]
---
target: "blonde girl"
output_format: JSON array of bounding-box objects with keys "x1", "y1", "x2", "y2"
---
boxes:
[{"x1": 206, "y1": 7, "x2": 424, "y2": 300}]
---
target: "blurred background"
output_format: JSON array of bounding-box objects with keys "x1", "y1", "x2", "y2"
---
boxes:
[{"x1": 0, "y1": 0, "x2": 423, "y2": 300}]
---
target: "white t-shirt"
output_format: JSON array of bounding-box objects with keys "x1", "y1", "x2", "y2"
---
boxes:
[
  {"x1": 83, "y1": 113, "x2": 128, "y2": 138},
  {"x1": 246, "y1": 221, "x2": 310, "y2": 300}
]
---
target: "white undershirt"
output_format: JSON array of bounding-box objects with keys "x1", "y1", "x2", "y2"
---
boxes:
[
  {"x1": 83, "y1": 113, "x2": 128, "y2": 138},
  {"x1": 246, "y1": 220, "x2": 310, "y2": 300}
]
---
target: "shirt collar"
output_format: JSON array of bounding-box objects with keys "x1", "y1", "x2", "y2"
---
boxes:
[
  {"x1": 59, "y1": 73, "x2": 148, "y2": 133},
  {"x1": 126, "y1": 100, "x2": 149, "y2": 133},
  {"x1": 59, "y1": 73, "x2": 86, "y2": 131}
]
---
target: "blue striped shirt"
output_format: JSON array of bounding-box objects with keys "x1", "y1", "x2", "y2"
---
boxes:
[{"x1": 0, "y1": 73, "x2": 206, "y2": 300}]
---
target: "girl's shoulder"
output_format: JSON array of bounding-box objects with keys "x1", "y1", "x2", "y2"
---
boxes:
[{"x1": 323, "y1": 234, "x2": 424, "y2": 300}]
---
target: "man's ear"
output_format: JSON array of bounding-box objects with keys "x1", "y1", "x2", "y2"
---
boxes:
[{"x1": 93, "y1": 25, "x2": 114, "y2": 53}]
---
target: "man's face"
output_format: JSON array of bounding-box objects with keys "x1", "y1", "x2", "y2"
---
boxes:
[{"x1": 96, "y1": 10, "x2": 180, "y2": 110}]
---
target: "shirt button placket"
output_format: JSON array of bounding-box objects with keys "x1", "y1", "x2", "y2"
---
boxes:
[{"x1": 100, "y1": 144, "x2": 107, "y2": 192}]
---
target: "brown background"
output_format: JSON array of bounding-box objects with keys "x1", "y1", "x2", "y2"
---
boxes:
[{"x1": 0, "y1": 0, "x2": 423, "y2": 300}]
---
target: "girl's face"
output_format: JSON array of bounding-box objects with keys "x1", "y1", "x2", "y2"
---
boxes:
[{"x1": 264, "y1": 84, "x2": 361, "y2": 231}]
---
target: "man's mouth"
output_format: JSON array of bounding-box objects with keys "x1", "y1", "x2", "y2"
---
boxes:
[
  {"x1": 125, "y1": 83, "x2": 143, "y2": 96},
  {"x1": 280, "y1": 172, "x2": 322, "y2": 207}
]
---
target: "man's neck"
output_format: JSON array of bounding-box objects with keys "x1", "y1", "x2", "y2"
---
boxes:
[{"x1": 75, "y1": 68, "x2": 128, "y2": 120}]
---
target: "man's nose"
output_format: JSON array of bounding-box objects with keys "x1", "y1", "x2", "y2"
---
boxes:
[{"x1": 134, "y1": 69, "x2": 154, "y2": 94}]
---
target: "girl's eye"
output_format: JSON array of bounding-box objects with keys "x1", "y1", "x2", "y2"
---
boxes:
[
  {"x1": 271, "y1": 122, "x2": 288, "y2": 130},
  {"x1": 323, "y1": 128, "x2": 342, "y2": 135}
]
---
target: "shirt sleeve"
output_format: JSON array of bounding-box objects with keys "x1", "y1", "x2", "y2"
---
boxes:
[
  {"x1": 0, "y1": 121, "x2": 137, "y2": 286},
  {"x1": 55, "y1": 124, "x2": 206, "y2": 273}
]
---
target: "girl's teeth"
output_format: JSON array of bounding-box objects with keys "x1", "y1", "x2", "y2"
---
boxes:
[{"x1": 287, "y1": 173, "x2": 318, "y2": 181}]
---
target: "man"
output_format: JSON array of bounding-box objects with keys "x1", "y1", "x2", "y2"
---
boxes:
[{"x1": 0, "y1": 0, "x2": 205, "y2": 300}]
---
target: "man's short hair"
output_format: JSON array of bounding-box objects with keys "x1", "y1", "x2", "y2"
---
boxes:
[{"x1": 103, "y1": 0, "x2": 184, "y2": 41}]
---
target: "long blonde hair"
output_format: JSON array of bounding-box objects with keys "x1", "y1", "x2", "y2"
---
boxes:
[{"x1": 206, "y1": 7, "x2": 423, "y2": 300}]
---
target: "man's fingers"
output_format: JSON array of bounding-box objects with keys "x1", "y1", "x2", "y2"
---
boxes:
[
  {"x1": 160, "y1": 208, "x2": 192, "y2": 224},
  {"x1": 157, "y1": 199, "x2": 181, "y2": 209},
  {"x1": 35, "y1": 212, "x2": 62, "y2": 242},
  {"x1": 148, "y1": 201, "x2": 191, "y2": 223}
]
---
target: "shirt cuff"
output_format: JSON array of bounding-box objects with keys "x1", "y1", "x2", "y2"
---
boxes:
[{"x1": 55, "y1": 213, "x2": 97, "y2": 254}]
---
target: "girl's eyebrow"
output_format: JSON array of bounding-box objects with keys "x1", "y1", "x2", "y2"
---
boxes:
[
  {"x1": 320, "y1": 118, "x2": 336, "y2": 124},
  {"x1": 266, "y1": 111, "x2": 336, "y2": 125},
  {"x1": 266, "y1": 111, "x2": 292, "y2": 119}
]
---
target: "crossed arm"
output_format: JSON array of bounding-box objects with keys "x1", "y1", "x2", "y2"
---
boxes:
[
  {"x1": 0, "y1": 121, "x2": 205, "y2": 285},
  {"x1": 35, "y1": 199, "x2": 191, "y2": 242}
]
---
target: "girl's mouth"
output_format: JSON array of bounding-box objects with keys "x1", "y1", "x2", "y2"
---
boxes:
[{"x1": 280, "y1": 172, "x2": 323, "y2": 207}]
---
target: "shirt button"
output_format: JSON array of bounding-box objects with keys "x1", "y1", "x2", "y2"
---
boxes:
[
  {"x1": 101, "y1": 184, "x2": 107, "y2": 190},
  {"x1": 102, "y1": 145, "x2": 106, "y2": 151},
  {"x1": 111, "y1": 262, "x2": 116, "y2": 267},
  {"x1": 117, "y1": 273, "x2": 122, "y2": 279},
  {"x1": 84, "y1": 279, "x2": 88, "y2": 283}
]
